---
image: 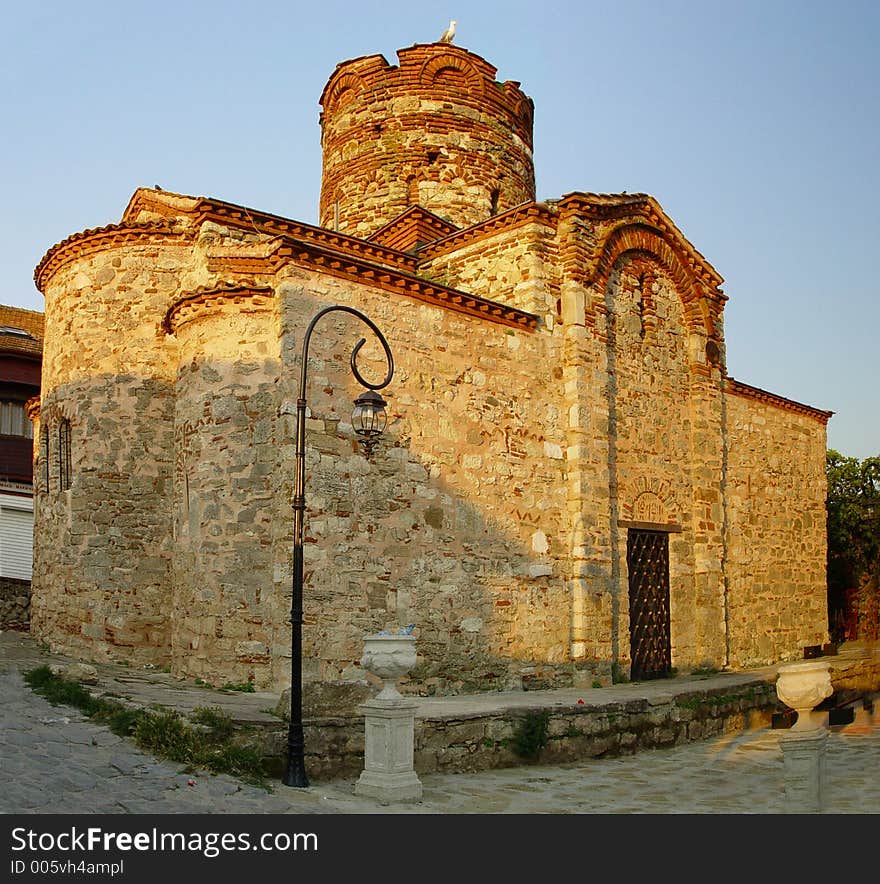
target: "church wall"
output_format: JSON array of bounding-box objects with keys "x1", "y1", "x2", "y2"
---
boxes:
[
  {"x1": 27, "y1": 36, "x2": 833, "y2": 698},
  {"x1": 169, "y1": 293, "x2": 284, "y2": 688},
  {"x1": 601, "y1": 255, "x2": 720, "y2": 673},
  {"x1": 420, "y1": 220, "x2": 560, "y2": 317},
  {"x1": 31, "y1": 241, "x2": 184, "y2": 665},
  {"x1": 724, "y1": 391, "x2": 829, "y2": 666},
  {"x1": 271, "y1": 266, "x2": 572, "y2": 693}
]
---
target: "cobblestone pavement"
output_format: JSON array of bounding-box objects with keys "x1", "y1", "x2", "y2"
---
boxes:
[{"x1": 2, "y1": 652, "x2": 878, "y2": 815}]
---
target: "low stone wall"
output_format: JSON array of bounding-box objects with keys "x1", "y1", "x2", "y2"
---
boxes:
[
  {"x1": 0, "y1": 578, "x2": 30, "y2": 627},
  {"x1": 252, "y1": 680, "x2": 783, "y2": 782},
  {"x1": 219, "y1": 646, "x2": 880, "y2": 782},
  {"x1": 414, "y1": 682, "x2": 781, "y2": 776}
]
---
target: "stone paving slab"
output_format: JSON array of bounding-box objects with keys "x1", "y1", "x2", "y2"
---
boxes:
[{"x1": 2, "y1": 629, "x2": 878, "y2": 814}]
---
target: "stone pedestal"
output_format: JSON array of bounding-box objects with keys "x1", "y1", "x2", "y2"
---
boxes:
[
  {"x1": 355, "y1": 699, "x2": 423, "y2": 803},
  {"x1": 775, "y1": 659, "x2": 833, "y2": 813},
  {"x1": 354, "y1": 631, "x2": 422, "y2": 804},
  {"x1": 780, "y1": 727, "x2": 828, "y2": 813}
]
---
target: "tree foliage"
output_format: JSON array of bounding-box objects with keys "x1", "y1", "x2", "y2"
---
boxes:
[{"x1": 826, "y1": 449, "x2": 880, "y2": 640}]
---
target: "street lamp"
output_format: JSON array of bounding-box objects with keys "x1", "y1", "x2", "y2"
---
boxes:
[{"x1": 283, "y1": 305, "x2": 394, "y2": 788}]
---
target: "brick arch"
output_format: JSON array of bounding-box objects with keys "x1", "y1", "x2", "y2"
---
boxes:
[
  {"x1": 514, "y1": 96, "x2": 534, "y2": 132},
  {"x1": 594, "y1": 224, "x2": 709, "y2": 335},
  {"x1": 619, "y1": 478, "x2": 680, "y2": 527},
  {"x1": 322, "y1": 71, "x2": 367, "y2": 114},
  {"x1": 419, "y1": 53, "x2": 484, "y2": 93}
]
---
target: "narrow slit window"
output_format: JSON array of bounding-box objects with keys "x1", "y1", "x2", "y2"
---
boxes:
[
  {"x1": 41, "y1": 425, "x2": 50, "y2": 493},
  {"x1": 59, "y1": 418, "x2": 72, "y2": 491}
]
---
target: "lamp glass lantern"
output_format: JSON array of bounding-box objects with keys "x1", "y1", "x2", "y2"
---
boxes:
[{"x1": 351, "y1": 389, "x2": 387, "y2": 456}]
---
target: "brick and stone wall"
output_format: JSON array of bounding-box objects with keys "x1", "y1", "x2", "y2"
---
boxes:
[
  {"x1": 271, "y1": 266, "x2": 571, "y2": 693},
  {"x1": 168, "y1": 286, "x2": 283, "y2": 688},
  {"x1": 319, "y1": 44, "x2": 535, "y2": 237},
  {"x1": 30, "y1": 235, "x2": 185, "y2": 666},
  {"x1": 724, "y1": 385, "x2": 829, "y2": 666}
]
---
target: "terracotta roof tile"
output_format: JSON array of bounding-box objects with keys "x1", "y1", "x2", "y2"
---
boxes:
[{"x1": 0, "y1": 305, "x2": 44, "y2": 356}]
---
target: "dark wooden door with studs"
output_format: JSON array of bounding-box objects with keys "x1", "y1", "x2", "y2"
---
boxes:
[{"x1": 627, "y1": 528, "x2": 672, "y2": 680}]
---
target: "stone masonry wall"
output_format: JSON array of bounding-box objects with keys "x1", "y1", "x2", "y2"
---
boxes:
[
  {"x1": 169, "y1": 292, "x2": 284, "y2": 688},
  {"x1": 319, "y1": 44, "x2": 535, "y2": 237},
  {"x1": 31, "y1": 239, "x2": 186, "y2": 666},
  {"x1": 420, "y1": 220, "x2": 560, "y2": 318},
  {"x1": 602, "y1": 257, "x2": 710, "y2": 671},
  {"x1": 270, "y1": 265, "x2": 571, "y2": 695},
  {"x1": 0, "y1": 577, "x2": 30, "y2": 627},
  {"x1": 724, "y1": 389, "x2": 829, "y2": 666}
]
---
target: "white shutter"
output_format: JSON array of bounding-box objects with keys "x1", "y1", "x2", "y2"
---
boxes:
[{"x1": 0, "y1": 495, "x2": 34, "y2": 580}]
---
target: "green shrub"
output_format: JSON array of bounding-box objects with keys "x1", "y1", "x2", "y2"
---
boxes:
[{"x1": 511, "y1": 710, "x2": 550, "y2": 760}]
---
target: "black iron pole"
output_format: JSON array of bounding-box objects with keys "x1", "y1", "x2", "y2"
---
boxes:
[
  {"x1": 283, "y1": 391, "x2": 309, "y2": 787},
  {"x1": 283, "y1": 305, "x2": 393, "y2": 788}
]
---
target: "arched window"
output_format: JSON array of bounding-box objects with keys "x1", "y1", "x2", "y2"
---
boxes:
[{"x1": 58, "y1": 419, "x2": 71, "y2": 491}]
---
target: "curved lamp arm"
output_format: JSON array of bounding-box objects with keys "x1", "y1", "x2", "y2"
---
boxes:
[{"x1": 298, "y1": 305, "x2": 394, "y2": 401}]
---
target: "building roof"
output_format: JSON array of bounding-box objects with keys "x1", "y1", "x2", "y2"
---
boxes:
[{"x1": 0, "y1": 305, "x2": 43, "y2": 358}]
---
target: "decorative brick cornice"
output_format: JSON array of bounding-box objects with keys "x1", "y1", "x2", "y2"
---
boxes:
[
  {"x1": 34, "y1": 221, "x2": 182, "y2": 293},
  {"x1": 234, "y1": 238, "x2": 539, "y2": 331},
  {"x1": 195, "y1": 199, "x2": 418, "y2": 273},
  {"x1": 726, "y1": 377, "x2": 833, "y2": 423},
  {"x1": 123, "y1": 190, "x2": 420, "y2": 275},
  {"x1": 202, "y1": 234, "x2": 537, "y2": 331},
  {"x1": 162, "y1": 283, "x2": 275, "y2": 336},
  {"x1": 369, "y1": 206, "x2": 459, "y2": 251},
  {"x1": 560, "y1": 192, "x2": 725, "y2": 292},
  {"x1": 416, "y1": 201, "x2": 557, "y2": 260},
  {"x1": 319, "y1": 44, "x2": 534, "y2": 146}
]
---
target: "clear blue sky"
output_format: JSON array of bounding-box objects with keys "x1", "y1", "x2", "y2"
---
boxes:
[{"x1": 3, "y1": 1, "x2": 878, "y2": 458}]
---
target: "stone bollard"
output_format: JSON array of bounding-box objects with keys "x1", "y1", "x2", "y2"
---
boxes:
[
  {"x1": 775, "y1": 660, "x2": 833, "y2": 813},
  {"x1": 355, "y1": 631, "x2": 423, "y2": 804}
]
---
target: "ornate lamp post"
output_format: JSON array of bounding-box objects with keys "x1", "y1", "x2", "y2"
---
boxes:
[{"x1": 283, "y1": 305, "x2": 394, "y2": 788}]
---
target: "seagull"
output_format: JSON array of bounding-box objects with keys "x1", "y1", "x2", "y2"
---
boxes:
[{"x1": 439, "y1": 20, "x2": 456, "y2": 43}]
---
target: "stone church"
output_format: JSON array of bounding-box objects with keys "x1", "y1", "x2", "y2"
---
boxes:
[{"x1": 30, "y1": 41, "x2": 832, "y2": 694}]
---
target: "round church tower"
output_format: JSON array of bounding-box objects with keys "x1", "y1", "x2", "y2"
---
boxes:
[{"x1": 318, "y1": 43, "x2": 536, "y2": 237}]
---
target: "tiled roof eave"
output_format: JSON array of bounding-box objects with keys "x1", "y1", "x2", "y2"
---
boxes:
[
  {"x1": 416, "y1": 202, "x2": 558, "y2": 260},
  {"x1": 726, "y1": 377, "x2": 833, "y2": 423},
  {"x1": 193, "y1": 200, "x2": 418, "y2": 274},
  {"x1": 207, "y1": 235, "x2": 538, "y2": 331},
  {"x1": 34, "y1": 221, "x2": 182, "y2": 292}
]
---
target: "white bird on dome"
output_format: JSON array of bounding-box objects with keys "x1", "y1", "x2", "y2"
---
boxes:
[{"x1": 439, "y1": 20, "x2": 456, "y2": 43}]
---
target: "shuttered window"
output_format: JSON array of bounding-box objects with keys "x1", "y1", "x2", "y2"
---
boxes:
[
  {"x1": 0, "y1": 496, "x2": 34, "y2": 580},
  {"x1": 0, "y1": 400, "x2": 32, "y2": 438}
]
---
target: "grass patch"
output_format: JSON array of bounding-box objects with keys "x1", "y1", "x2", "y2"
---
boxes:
[
  {"x1": 24, "y1": 666, "x2": 268, "y2": 788},
  {"x1": 221, "y1": 682, "x2": 255, "y2": 693}
]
